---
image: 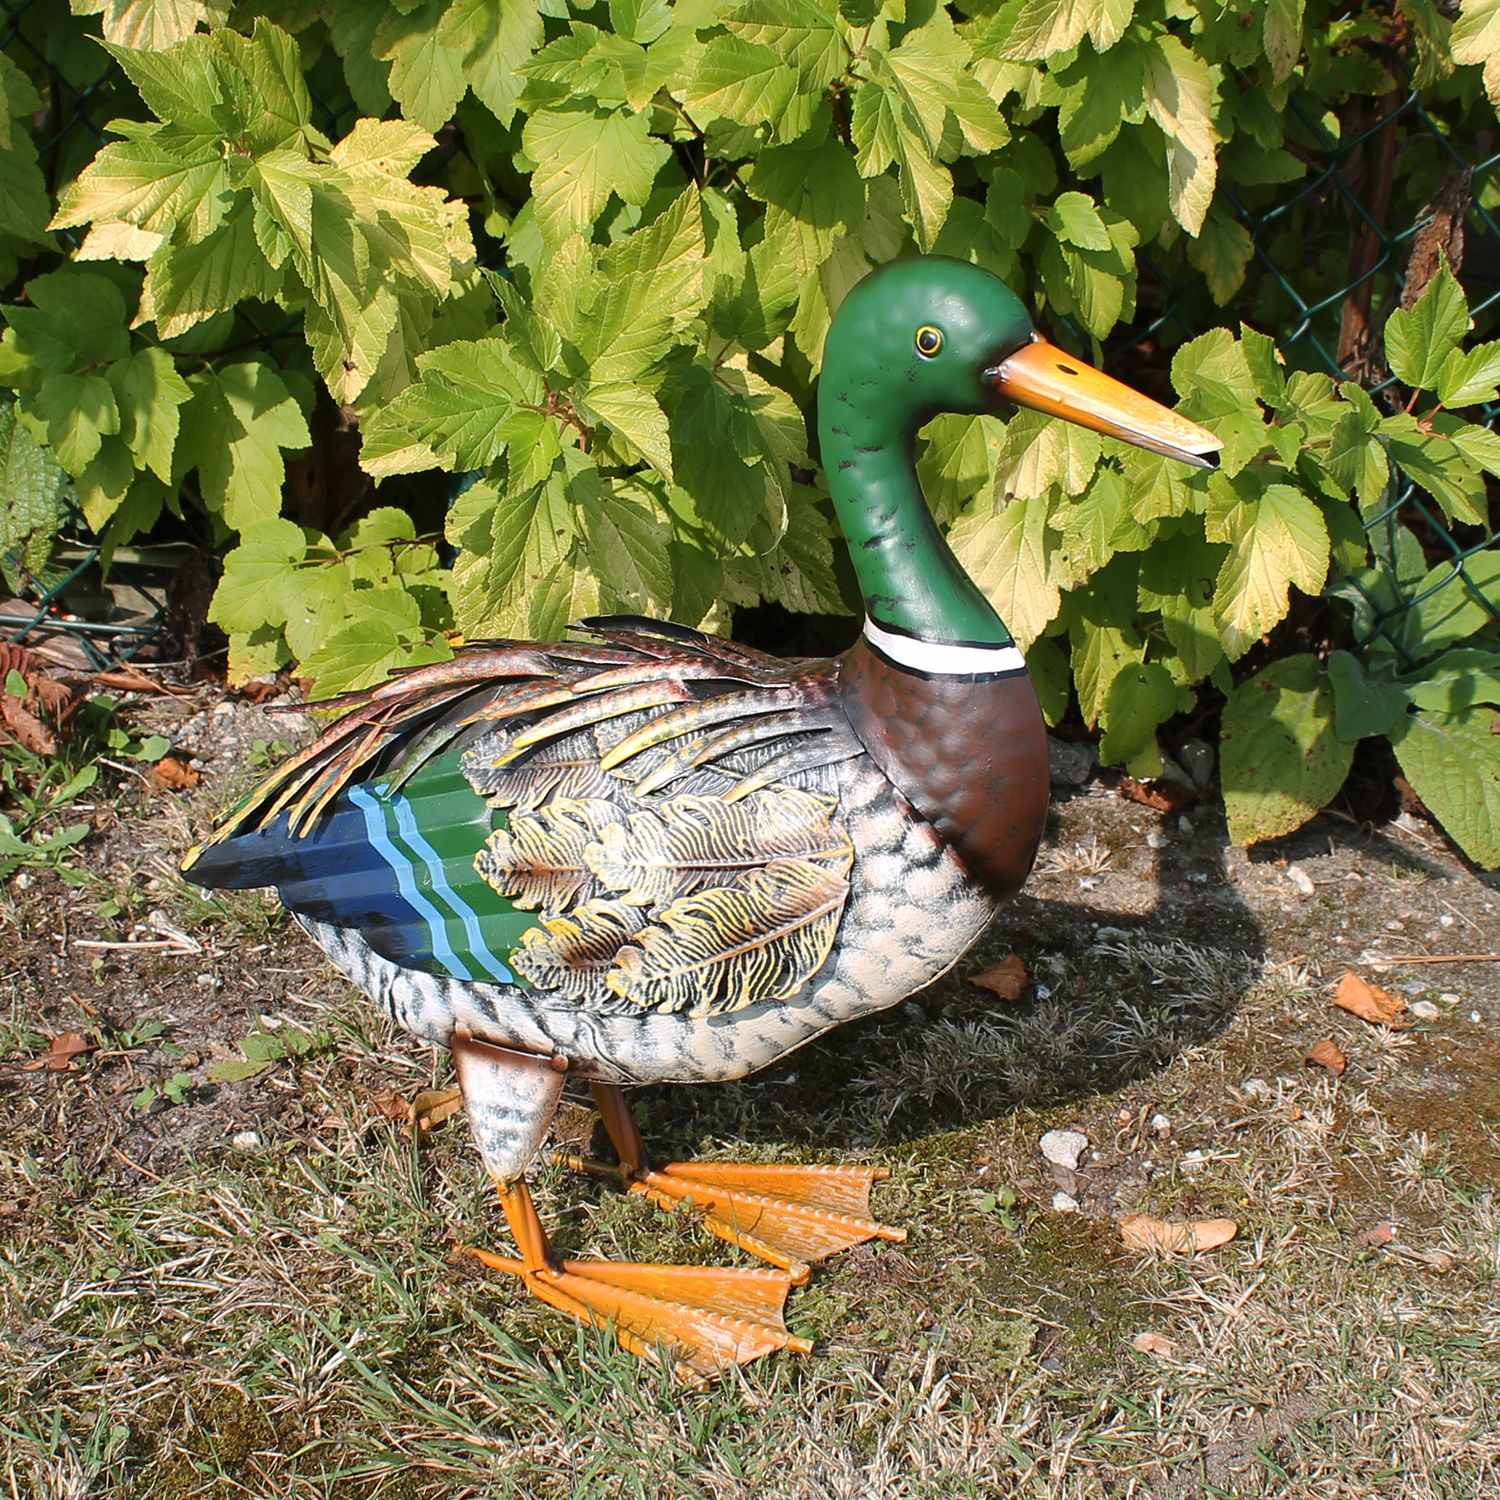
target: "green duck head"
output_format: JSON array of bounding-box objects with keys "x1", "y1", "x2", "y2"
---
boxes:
[{"x1": 817, "y1": 255, "x2": 1221, "y2": 647}]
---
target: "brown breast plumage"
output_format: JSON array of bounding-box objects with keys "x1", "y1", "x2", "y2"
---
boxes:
[{"x1": 836, "y1": 639, "x2": 1049, "y2": 900}]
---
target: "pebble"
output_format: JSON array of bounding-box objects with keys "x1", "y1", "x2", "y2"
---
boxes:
[
  {"x1": 1051, "y1": 1191, "x2": 1080, "y2": 1213},
  {"x1": 1040, "y1": 1129, "x2": 1088, "y2": 1170},
  {"x1": 231, "y1": 1130, "x2": 264, "y2": 1151},
  {"x1": 1178, "y1": 816, "x2": 1194, "y2": 836},
  {"x1": 1047, "y1": 736, "x2": 1094, "y2": 788},
  {"x1": 1439, "y1": 992, "x2": 1461, "y2": 1006},
  {"x1": 1146, "y1": 830, "x2": 1167, "y2": 850},
  {"x1": 1178, "y1": 738, "x2": 1215, "y2": 790},
  {"x1": 1241, "y1": 1077, "x2": 1270, "y2": 1100},
  {"x1": 1410, "y1": 1000, "x2": 1440, "y2": 1021},
  {"x1": 1439, "y1": 914, "x2": 1455, "y2": 928},
  {"x1": 1286, "y1": 865, "x2": 1315, "y2": 897},
  {"x1": 1150, "y1": 1113, "x2": 1171, "y2": 1135}
]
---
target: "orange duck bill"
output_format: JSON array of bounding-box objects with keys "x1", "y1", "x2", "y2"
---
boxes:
[{"x1": 987, "y1": 338, "x2": 1223, "y2": 470}]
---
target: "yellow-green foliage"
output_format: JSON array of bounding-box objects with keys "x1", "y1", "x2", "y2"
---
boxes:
[{"x1": 0, "y1": 1, "x2": 1496, "y2": 860}]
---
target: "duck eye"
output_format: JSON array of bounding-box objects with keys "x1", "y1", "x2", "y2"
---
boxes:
[{"x1": 915, "y1": 325, "x2": 943, "y2": 357}]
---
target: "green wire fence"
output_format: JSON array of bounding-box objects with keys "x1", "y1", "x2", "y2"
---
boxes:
[{"x1": 0, "y1": 7, "x2": 1495, "y2": 669}]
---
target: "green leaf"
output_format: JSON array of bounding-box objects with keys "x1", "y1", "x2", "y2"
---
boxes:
[
  {"x1": 523, "y1": 107, "x2": 670, "y2": 244},
  {"x1": 1055, "y1": 40, "x2": 1147, "y2": 168},
  {"x1": 1026, "y1": 636, "x2": 1070, "y2": 725},
  {"x1": 437, "y1": 0, "x2": 543, "y2": 126},
  {"x1": 577, "y1": 191, "x2": 707, "y2": 386},
  {"x1": 29, "y1": 373, "x2": 120, "y2": 474},
  {"x1": 581, "y1": 480, "x2": 673, "y2": 614},
  {"x1": 2, "y1": 269, "x2": 131, "y2": 374},
  {"x1": 1138, "y1": 529, "x2": 1227, "y2": 683},
  {"x1": 1046, "y1": 191, "x2": 1111, "y2": 252},
  {"x1": 995, "y1": 411, "x2": 1101, "y2": 499},
  {"x1": 1171, "y1": 329, "x2": 1255, "y2": 411},
  {"x1": 1187, "y1": 207, "x2": 1253, "y2": 306},
  {"x1": 1387, "y1": 439, "x2": 1487, "y2": 529},
  {"x1": 373, "y1": 1, "x2": 467, "y2": 133},
  {"x1": 1213, "y1": 482, "x2": 1329, "y2": 661},
  {"x1": 850, "y1": 76, "x2": 952, "y2": 249},
  {"x1": 1143, "y1": 36, "x2": 1217, "y2": 237},
  {"x1": 208, "y1": 517, "x2": 306, "y2": 632},
  {"x1": 1406, "y1": 549, "x2": 1500, "y2": 654},
  {"x1": 299, "y1": 584, "x2": 450, "y2": 697},
  {"x1": 1326, "y1": 650, "x2": 1409, "y2": 740},
  {"x1": 666, "y1": 355, "x2": 801, "y2": 547},
  {"x1": 581, "y1": 382, "x2": 674, "y2": 481},
  {"x1": 448, "y1": 469, "x2": 575, "y2": 637},
  {"x1": 724, "y1": 0, "x2": 847, "y2": 91},
  {"x1": 1451, "y1": 0, "x2": 1500, "y2": 112},
  {"x1": 1263, "y1": 0, "x2": 1305, "y2": 83},
  {"x1": 1326, "y1": 384, "x2": 1389, "y2": 510},
  {"x1": 1401, "y1": 649, "x2": 1500, "y2": 714},
  {"x1": 107, "y1": 347, "x2": 191, "y2": 482},
  {"x1": 140, "y1": 201, "x2": 283, "y2": 339},
  {"x1": 1391, "y1": 707, "x2": 1500, "y2": 867},
  {"x1": 684, "y1": 37, "x2": 799, "y2": 129},
  {"x1": 1436, "y1": 341, "x2": 1500, "y2": 408},
  {"x1": 948, "y1": 493, "x2": 1060, "y2": 650},
  {"x1": 50, "y1": 129, "x2": 227, "y2": 237},
  {"x1": 0, "y1": 398, "x2": 69, "y2": 590},
  {"x1": 362, "y1": 338, "x2": 546, "y2": 477},
  {"x1": 1220, "y1": 654, "x2": 1353, "y2": 845},
  {"x1": 985, "y1": 0, "x2": 1135, "y2": 60},
  {"x1": 1385, "y1": 264, "x2": 1469, "y2": 391},
  {"x1": 179, "y1": 362, "x2": 310, "y2": 530},
  {"x1": 1099, "y1": 660, "x2": 1179, "y2": 773},
  {"x1": 724, "y1": 483, "x2": 845, "y2": 615},
  {"x1": 916, "y1": 414, "x2": 1003, "y2": 525}
]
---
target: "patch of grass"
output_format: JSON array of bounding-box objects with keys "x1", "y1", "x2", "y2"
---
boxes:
[{"x1": 3, "y1": 789, "x2": 1498, "y2": 1497}]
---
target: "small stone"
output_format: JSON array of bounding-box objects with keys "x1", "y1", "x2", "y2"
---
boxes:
[
  {"x1": 194, "y1": 973, "x2": 219, "y2": 990},
  {"x1": 1439, "y1": 914, "x2": 1455, "y2": 928},
  {"x1": 1178, "y1": 737, "x2": 1215, "y2": 790},
  {"x1": 13, "y1": 871, "x2": 31, "y2": 891},
  {"x1": 1047, "y1": 735, "x2": 1094, "y2": 788},
  {"x1": 1384, "y1": 919, "x2": 1405, "y2": 932},
  {"x1": 1040, "y1": 1129, "x2": 1088, "y2": 1170},
  {"x1": 1177, "y1": 816, "x2": 1194, "y2": 836},
  {"x1": 1240, "y1": 1077, "x2": 1270, "y2": 1101},
  {"x1": 1052, "y1": 1191, "x2": 1079, "y2": 1213},
  {"x1": 1471, "y1": 1011, "x2": 1482, "y2": 1023},
  {"x1": 1149, "y1": 1113, "x2": 1171, "y2": 1135},
  {"x1": 1146, "y1": 830, "x2": 1167, "y2": 850},
  {"x1": 1410, "y1": 1000, "x2": 1440, "y2": 1021},
  {"x1": 1286, "y1": 865, "x2": 1315, "y2": 897},
  {"x1": 1439, "y1": 992, "x2": 1461, "y2": 1006},
  {"x1": 231, "y1": 1130, "x2": 264, "y2": 1152}
]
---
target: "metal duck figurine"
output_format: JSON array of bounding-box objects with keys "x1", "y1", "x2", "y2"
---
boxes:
[{"x1": 184, "y1": 257, "x2": 1221, "y2": 1379}]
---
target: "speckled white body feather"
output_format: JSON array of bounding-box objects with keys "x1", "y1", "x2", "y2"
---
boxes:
[{"x1": 299, "y1": 759, "x2": 996, "y2": 1086}]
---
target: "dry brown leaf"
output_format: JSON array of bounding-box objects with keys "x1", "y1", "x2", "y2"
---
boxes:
[
  {"x1": 1332, "y1": 971, "x2": 1410, "y2": 1029},
  {"x1": 1356, "y1": 1221, "x2": 1396, "y2": 1248},
  {"x1": 410, "y1": 1086, "x2": 464, "y2": 1132},
  {"x1": 0, "y1": 694, "x2": 57, "y2": 754},
  {"x1": 1119, "y1": 776, "x2": 1194, "y2": 813},
  {"x1": 969, "y1": 954, "x2": 1029, "y2": 1001},
  {"x1": 1118, "y1": 1213, "x2": 1238, "y2": 1255},
  {"x1": 22, "y1": 1031, "x2": 93, "y2": 1072},
  {"x1": 368, "y1": 1087, "x2": 410, "y2": 1123},
  {"x1": 1132, "y1": 1331, "x2": 1177, "y2": 1358},
  {"x1": 148, "y1": 752, "x2": 200, "y2": 791},
  {"x1": 1305, "y1": 1037, "x2": 1348, "y2": 1076}
]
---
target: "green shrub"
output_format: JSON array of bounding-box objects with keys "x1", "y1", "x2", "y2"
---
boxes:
[{"x1": 0, "y1": 1, "x2": 1496, "y2": 862}]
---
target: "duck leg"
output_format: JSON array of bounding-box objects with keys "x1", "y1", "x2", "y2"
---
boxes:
[
  {"x1": 450, "y1": 1035, "x2": 810, "y2": 1380},
  {"x1": 570, "y1": 1082, "x2": 907, "y2": 1285}
]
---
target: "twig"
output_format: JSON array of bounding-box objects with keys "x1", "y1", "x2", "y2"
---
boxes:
[
  {"x1": 1368, "y1": 953, "x2": 1500, "y2": 964},
  {"x1": 73, "y1": 938, "x2": 195, "y2": 952}
]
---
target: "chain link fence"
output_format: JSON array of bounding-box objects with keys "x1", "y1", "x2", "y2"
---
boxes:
[{"x1": 1, "y1": 8, "x2": 1496, "y2": 669}]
